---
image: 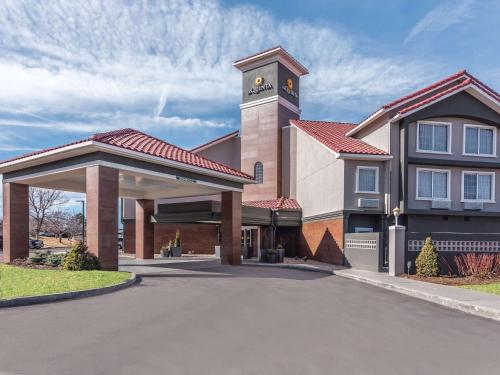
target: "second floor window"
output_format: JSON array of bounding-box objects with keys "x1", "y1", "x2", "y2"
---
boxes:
[
  {"x1": 254, "y1": 162, "x2": 263, "y2": 184},
  {"x1": 463, "y1": 172, "x2": 494, "y2": 202},
  {"x1": 356, "y1": 166, "x2": 379, "y2": 193},
  {"x1": 417, "y1": 168, "x2": 449, "y2": 200},
  {"x1": 463, "y1": 124, "x2": 496, "y2": 156},
  {"x1": 417, "y1": 121, "x2": 450, "y2": 154}
]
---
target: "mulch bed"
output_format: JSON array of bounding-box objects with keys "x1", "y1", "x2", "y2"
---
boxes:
[
  {"x1": 9, "y1": 259, "x2": 60, "y2": 270},
  {"x1": 401, "y1": 274, "x2": 500, "y2": 286}
]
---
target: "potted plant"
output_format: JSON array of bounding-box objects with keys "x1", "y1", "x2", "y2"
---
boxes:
[
  {"x1": 160, "y1": 241, "x2": 172, "y2": 258},
  {"x1": 171, "y1": 230, "x2": 182, "y2": 257},
  {"x1": 266, "y1": 248, "x2": 278, "y2": 263}
]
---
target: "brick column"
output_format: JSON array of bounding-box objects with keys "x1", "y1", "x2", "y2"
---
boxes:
[
  {"x1": 86, "y1": 165, "x2": 119, "y2": 270},
  {"x1": 221, "y1": 191, "x2": 242, "y2": 265},
  {"x1": 2, "y1": 182, "x2": 29, "y2": 263},
  {"x1": 135, "y1": 199, "x2": 155, "y2": 259}
]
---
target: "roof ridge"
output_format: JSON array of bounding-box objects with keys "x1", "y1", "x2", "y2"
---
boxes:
[
  {"x1": 191, "y1": 129, "x2": 240, "y2": 152},
  {"x1": 91, "y1": 127, "x2": 135, "y2": 141},
  {"x1": 382, "y1": 69, "x2": 467, "y2": 110},
  {"x1": 291, "y1": 119, "x2": 357, "y2": 126}
]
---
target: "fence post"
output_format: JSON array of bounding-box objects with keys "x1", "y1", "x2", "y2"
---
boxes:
[{"x1": 389, "y1": 225, "x2": 405, "y2": 276}]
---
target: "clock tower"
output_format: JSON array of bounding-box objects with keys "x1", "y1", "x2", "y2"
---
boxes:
[{"x1": 233, "y1": 46, "x2": 309, "y2": 201}]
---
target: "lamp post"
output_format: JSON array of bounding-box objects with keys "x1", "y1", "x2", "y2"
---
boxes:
[
  {"x1": 77, "y1": 200, "x2": 85, "y2": 243},
  {"x1": 393, "y1": 206, "x2": 401, "y2": 226}
]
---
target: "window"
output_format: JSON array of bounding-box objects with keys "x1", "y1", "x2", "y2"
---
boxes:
[
  {"x1": 462, "y1": 171, "x2": 495, "y2": 202},
  {"x1": 416, "y1": 168, "x2": 450, "y2": 200},
  {"x1": 417, "y1": 121, "x2": 451, "y2": 154},
  {"x1": 254, "y1": 162, "x2": 263, "y2": 184},
  {"x1": 356, "y1": 166, "x2": 379, "y2": 193},
  {"x1": 463, "y1": 124, "x2": 496, "y2": 156}
]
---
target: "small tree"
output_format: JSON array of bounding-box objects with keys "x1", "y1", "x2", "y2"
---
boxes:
[
  {"x1": 29, "y1": 188, "x2": 68, "y2": 239},
  {"x1": 45, "y1": 210, "x2": 70, "y2": 243},
  {"x1": 175, "y1": 230, "x2": 181, "y2": 247},
  {"x1": 416, "y1": 237, "x2": 440, "y2": 277},
  {"x1": 63, "y1": 242, "x2": 100, "y2": 271}
]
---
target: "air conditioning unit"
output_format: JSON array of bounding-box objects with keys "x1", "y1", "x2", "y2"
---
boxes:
[
  {"x1": 358, "y1": 198, "x2": 379, "y2": 208},
  {"x1": 464, "y1": 201, "x2": 483, "y2": 210},
  {"x1": 431, "y1": 200, "x2": 451, "y2": 209}
]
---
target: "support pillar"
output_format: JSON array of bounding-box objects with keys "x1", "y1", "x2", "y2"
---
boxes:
[
  {"x1": 221, "y1": 191, "x2": 242, "y2": 265},
  {"x1": 86, "y1": 166, "x2": 119, "y2": 270},
  {"x1": 135, "y1": 199, "x2": 155, "y2": 259},
  {"x1": 2, "y1": 182, "x2": 29, "y2": 263},
  {"x1": 388, "y1": 225, "x2": 406, "y2": 276}
]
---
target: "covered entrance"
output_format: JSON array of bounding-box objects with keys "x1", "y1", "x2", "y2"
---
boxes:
[{"x1": 0, "y1": 128, "x2": 254, "y2": 270}]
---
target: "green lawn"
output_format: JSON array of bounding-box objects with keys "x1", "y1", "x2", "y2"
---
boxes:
[
  {"x1": 460, "y1": 283, "x2": 500, "y2": 296},
  {"x1": 0, "y1": 264, "x2": 130, "y2": 300}
]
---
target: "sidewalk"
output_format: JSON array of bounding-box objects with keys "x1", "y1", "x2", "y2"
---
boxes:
[{"x1": 335, "y1": 268, "x2": 500, "y2": 322}]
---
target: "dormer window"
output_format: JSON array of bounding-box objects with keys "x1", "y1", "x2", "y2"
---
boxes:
[
  {"x1": 463, "y1": 124, "x2": 496, "y2": 157},
  {"x1": 254, "y1": 162, "x2": 263, "y2": 184},
  {"x1": 417, "y1": 121, "x2": 451, "y2": 154}
]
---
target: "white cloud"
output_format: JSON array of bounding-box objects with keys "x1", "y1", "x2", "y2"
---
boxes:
[
  {"x1": 0, "y1": 0, "x2": 435, "y2": 144},
  {"x1": 405, "y1": 0, "x2": 475, "y2": 44}
]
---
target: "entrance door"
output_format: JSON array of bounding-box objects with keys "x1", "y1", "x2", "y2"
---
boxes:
[{"x1": 241, "y1": 227, "x2": 260, "y2": 259}]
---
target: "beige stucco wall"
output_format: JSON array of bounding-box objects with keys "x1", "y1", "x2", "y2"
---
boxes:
[
  {"x1": 295, "y1": 128, "x2": 344, "y2": 217},
  {"x1": 355, "y1": 115, "x2": 391, "y2": 152},
  {"x1": 196, "y1": 137, "x2": 241, "y2": 169}
]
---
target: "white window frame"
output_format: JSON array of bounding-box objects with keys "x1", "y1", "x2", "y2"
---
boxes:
[
  {"x1": 462, "y1": 123, "x2": 497, "y2": 157},
  {"x1": 355, "y1": 166, "x2": 379, "y2": 194},
  {"x1": 461, "y1": 171, "x2": 495, "y2": 203},
  {"x1": 415, "y1": 167, "x2": 451, "y2": 201},
  {"x1": 416, "y1": 120, "x2": 452, "y2": 155}
]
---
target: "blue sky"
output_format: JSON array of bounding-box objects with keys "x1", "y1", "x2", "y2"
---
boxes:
[{"x1": 0, "y1": 0, "x2": 499, "y2": 212}]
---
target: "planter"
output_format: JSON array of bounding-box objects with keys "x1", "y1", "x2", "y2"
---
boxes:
[
  {"x1": 171, "y1": 246, "x2": 182, "y2": 257},
  {"x1": 259, "y1": 249, "x2": 268, "y2": 262},
  {"x1": 277, "y1": 248, "x2": 285, "y2": 263},
  {"x1": 266, "y1": 253, "x2": 278, "y2": 264},
  {"x1": 160, "y1": 249, "x2": 169, "y2": 258}
]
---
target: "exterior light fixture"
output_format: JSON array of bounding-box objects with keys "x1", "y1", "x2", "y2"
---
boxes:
[{"x1": 393, "y1": 206, "x2": 401, "y2": 226}]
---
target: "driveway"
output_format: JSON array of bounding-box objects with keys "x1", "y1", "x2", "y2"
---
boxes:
[{"x1": 0, "y1": 258, "x2": 499, "y2": 375}]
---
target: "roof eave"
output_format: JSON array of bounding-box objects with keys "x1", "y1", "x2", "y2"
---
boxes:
[
  {"x1": 233, "y1": 47, "x2": 309, "y2": 76},
  {"x1": 337, "y1": 153, "x2": 392, "y2": 161},
  {"x1": 345, "y1": 108, "x2": 385, "y2": 137}
]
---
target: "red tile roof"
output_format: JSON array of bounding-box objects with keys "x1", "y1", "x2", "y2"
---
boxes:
[
  {"x1": 244, "y1": 197, "x2": 301, "y2": 210},
  {"x1": 290, "y1": 119, "x2": 388, "y2": 155},
  {"x1": 1, "y1": 128, "x2": 254, "y2": 180},
  {"x1": 191, "y1": 130, "x2": 239, "y2": 152}
]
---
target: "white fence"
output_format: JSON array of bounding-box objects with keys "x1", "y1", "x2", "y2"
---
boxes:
[{"x1": 408, "y1": 240, "x2": 500, "y2": 252}]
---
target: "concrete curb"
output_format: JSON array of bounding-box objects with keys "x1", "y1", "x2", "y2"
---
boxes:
[
  {"x1": 0, "y1": 272, "x2": 137, "y2": 308},
  {"x1": 335, "y1": 271, "x2": 500, "y2": 322},
  {"x1": 241, "y1": 262, "x2": 335, "y2": 275}
]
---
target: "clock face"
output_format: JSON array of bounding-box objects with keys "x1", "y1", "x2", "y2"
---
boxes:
[
  {"x1": 255, "y1": 76, "x2": 264, "y2": 86},
  {"x1": 287, "y1": 78, "x2": 293, "y2": 90}
]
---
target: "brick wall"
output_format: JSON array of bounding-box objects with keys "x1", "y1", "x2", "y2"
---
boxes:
[
  {"x1": 123, "y1": 222, "x2": 136, "y2": 254},
  {"x1": 154, "y1": 223, "x2": 219, "y2": 254},
  {"x1": 298, "y1": 217, "x2": 344, "y2": 264}
]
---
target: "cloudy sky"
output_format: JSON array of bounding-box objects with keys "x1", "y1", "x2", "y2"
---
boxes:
[{"x1": 0, "y1": 0, "x2": 499, "y2": 212}]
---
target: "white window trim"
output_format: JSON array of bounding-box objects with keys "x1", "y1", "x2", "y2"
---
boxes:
[
  {"x1": 415, "y1": 167, "x2": 451, "y2": 201},
  {"x1": 355, "y1": 166, "x2": 379, "y2": 194},
  {"x1": 416, "y1": 120, "x2": 452, "y2": 155},
  {"x1": 462, "y1": 123, "x2": 497, "y2": 157},
  {"x1": 461, "y1": 170, "x2": 496, "y2": 203}
]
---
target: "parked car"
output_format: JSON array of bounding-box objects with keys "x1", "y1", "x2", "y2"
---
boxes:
[
  {"x1": 39, "y1": 232, "x2": 56, "y2": 237},
  {"x1": 118, "y1": 236, "x2": 124, "y2": 250},
  {"x1": 0, "y1": 235, "x2": 3, "y2": 250},
  {"x1": 29, "y1": 239, "x2": 44, "y2": 249}
]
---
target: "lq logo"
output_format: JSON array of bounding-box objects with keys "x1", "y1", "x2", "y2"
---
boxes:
[
  {"x1": 248, "y1": 76, "x2": 273, "y2": 95},
  {"x1": 282, "y1": 78, "x2": 298, "y2": 99}
]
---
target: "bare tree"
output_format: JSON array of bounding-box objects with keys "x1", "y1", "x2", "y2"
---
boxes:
[
  {"x1": 45, "y1": 210, "x2": 69, "y2": 243},
  {"x1": 29, "y1": 188, "x2": 68, "y2": 239}
]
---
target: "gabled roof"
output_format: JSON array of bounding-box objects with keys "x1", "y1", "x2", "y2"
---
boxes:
[
  {"x1": 347, "y1": 70, "x2": 500, "y2": 137},
  {"x1": 191, "y1": 130, "x2": 239, "y2": 153},
  {"x1": 0, "y1": 128, "x2": 254, "y2": 181},
  {"x1": 244, "y1": 197, "x2": 301, "y2": 210},
  {"x1": 290, "y1": 119, "x2": 388, "y2": 156}
]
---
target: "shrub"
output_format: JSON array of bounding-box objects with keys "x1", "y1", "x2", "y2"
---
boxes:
[
  {"x1": 416, "y1": 237, "x2": 440, "y2": 277},
  {"x1": 454, "y1": 253, "x2": 500, "y2": 278},
  {"x1": 46, "y1": 252, "x2": 66, "y2": 267},
  {"x1": 29, "y1": 250, "x2": 50, "y2": 265},
  {"x1": 62, "y1": 242, "x2": 101, "y2": 271}
]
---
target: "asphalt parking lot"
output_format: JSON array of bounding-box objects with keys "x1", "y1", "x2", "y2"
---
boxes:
[{"x1": 1, "y1": 258, "x2": 499, "y2": 375}]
